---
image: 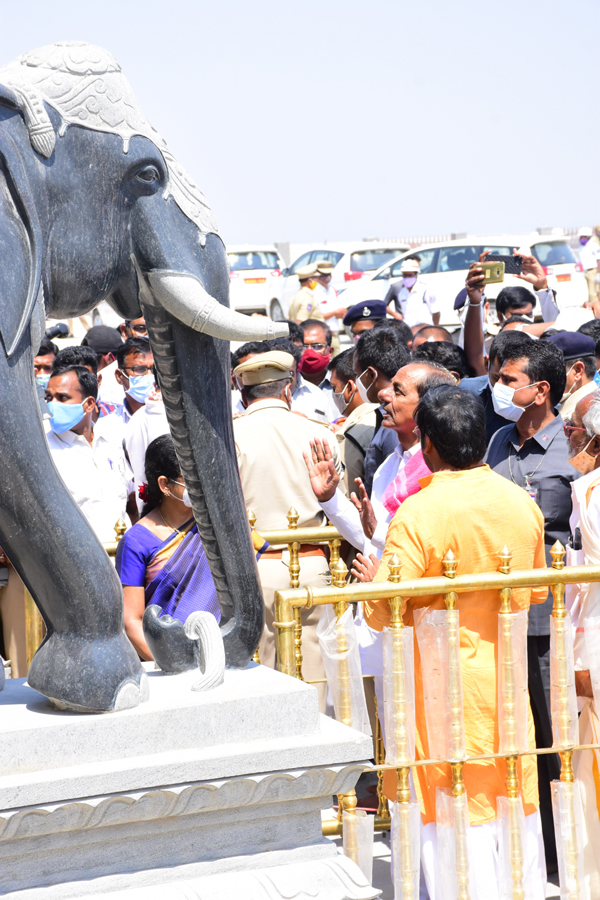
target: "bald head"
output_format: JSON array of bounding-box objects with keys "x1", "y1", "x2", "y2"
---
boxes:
[{"x1": 378, "y1": 362, "x2": 456, "y2": 450}]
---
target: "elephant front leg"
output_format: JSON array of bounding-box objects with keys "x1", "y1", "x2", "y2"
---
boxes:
[{"x1": 0, "y1": 335, "x2": 146, "y2": 711}]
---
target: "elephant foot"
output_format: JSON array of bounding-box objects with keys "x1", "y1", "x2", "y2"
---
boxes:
[{"x1": 27, "y1": 631, "x2": 148, "y2": 713}]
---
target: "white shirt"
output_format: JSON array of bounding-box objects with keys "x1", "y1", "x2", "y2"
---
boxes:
[
  {"x1": 314, "y1": 282, "x2": 342, "y2": 332},
  {"x1": 97, "y1": 359, "x2": 125, "y2": 406},
  {"x1": 291, "y1": 376, "x2": 331, "y2": 424},
  {"x1": 393, "y1": 279, "x2": 439, "y2": 327},
  {"x1": 125, "y1": 397, "x2": 170, "y2": 509},
  {"x1": 320, "y1": 442, "x2": 420, "y2": 556},
  {"x1": 579, "y1": 241, "x2": 600, "y2": 272},
  {"x1": 46, "y1": 426, "x2": 132, "y2": 543}
]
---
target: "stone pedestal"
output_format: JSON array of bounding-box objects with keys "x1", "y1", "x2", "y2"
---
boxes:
[{"x1": 0, "y1": 663, "x2": 377, "y2": 899}]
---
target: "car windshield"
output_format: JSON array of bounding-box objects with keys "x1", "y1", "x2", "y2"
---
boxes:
[
  {"x1": 531, "y1": 242, "x2": 576, "y2": 267},
  {"x1": 350, "y1": 249, "x2": 401, "y2": 272},
  {"x1": 228, "y1": 251, "x2": 280, "y2": 271},
  {"x1": 389, "y1": 248, "x2": 438, "y2": 278}
]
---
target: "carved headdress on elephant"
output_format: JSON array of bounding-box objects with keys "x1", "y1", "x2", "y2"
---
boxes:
[{"x1": 0, "y1": 42, "x2": 287, "y2": 711}]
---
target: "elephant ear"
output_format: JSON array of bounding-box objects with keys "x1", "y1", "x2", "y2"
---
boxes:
[{"x1": 0, "y1": 120, "x2": 43, "y2": 357}]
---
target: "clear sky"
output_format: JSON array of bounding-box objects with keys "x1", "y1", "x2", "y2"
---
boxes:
[{"x1": 1, "y1": 0, "x2": 598, "y2": 245}]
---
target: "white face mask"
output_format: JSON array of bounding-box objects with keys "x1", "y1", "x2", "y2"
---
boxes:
[
  {"x1": 492, "y1": 381, "x2": 541, "y2": 422},
  {"x1": 561, "y1": 364, "x2": 577, "y2": 403},
  {"x1": 403, "y1": 276, "x2": 417, "y2": 288},
  {"x1": 355, "y1": 369, "x2": 372, "y2": 403},
  {"x1": 172, "y1": 480, "x2": 192, "y2": 507},
  {"x1": 332, "y1": 383, "x2": 355, "y2": 414}
]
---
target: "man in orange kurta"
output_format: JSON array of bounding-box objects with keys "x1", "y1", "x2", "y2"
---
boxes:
[{"x1": 364, "y1": 385, "x2": 548, "y2": 895}]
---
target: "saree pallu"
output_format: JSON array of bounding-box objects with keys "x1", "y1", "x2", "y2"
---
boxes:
[{"x1": 144, "y1": 522, "x2": 269, "y2": 625}]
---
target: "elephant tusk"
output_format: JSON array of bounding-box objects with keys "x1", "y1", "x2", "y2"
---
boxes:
[{"x1": 145, "y1": 269, "x2": 289, "y2": 341}]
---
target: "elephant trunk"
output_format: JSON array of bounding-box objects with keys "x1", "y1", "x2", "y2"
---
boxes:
[{"x1": 137, "y1": 247, "x2": 285, "y2": 667}]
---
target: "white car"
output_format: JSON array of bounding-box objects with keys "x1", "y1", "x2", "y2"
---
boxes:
[
  {"x1": 227, "y1": 245, "x2": 286, "y2": 320},
  {"x1": 281, "y1": 242, "x2": 410, "y2": 312},
  {"x1": 339, "y1": 234, "x2": 588, "y2": 327}
]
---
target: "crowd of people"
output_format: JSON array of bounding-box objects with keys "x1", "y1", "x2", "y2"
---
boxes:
[{"x1": 13, "y1": 239, "x2": 600, "y2": 894}]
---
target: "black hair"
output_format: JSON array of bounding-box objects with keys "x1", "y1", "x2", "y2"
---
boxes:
[
  {"x1": 495, "y1": 286, "x2": 535, "y2": 318},
  {"x1": 355, "y1": 327, "x2": 411, "y2": 379},
  {"x1": 502, "y1": 316, "x2": 535, "y2": 327},
  {"x1": 412, "y1": 325, "x2": 452, "y2": 342},
  {"x1": 415, "y1": 385, "x2": 486, "y2": 469},
  {"x1": 579, "y1": 320, "x2": 600, "y2": 343},
  {"x1": 52, "y1": 345, "x2": 98, "y2": 375},
  {"x1": 142, "y1": 434, "x2": 181, "y2": 515},
  {"x1": 413, "y1": 362, "x2": 458, "y2": 398},
  {"x1": 328, "y1": 348, "x2": 355, "y2": 384},
  {"x1": 412, "y1": 341, "x2": 473, "y2": 380},
  {"x1": 268, "y1": 337, "x2": 302, "y2": 366},
  {"x1": 282, "y1": 320, "x2": 304, "y2": 345},
  {"x1": 301, "y1": 319, "x2": 332, "y2": 346},
  {"x1": 117, "y1": 337, "x2": 152, "y2": 370},
  {"x1": 502, "y1": 339, "x2": 567, "y2": 407},
  {"x1": 243, "y1": 379, "x2": 290, "y2": 403},
  {"x1": 566, "y1": 355, "x2": 597, "y2": 379},
  {"x1": 36, "y1": 337, "x2": 58, "y2": 358},
  {"x1": 539, "y1": 328, "x2": 565, "y2": 340},
  {"x1": 373, "y1": 317, "x2": 412, "y2": 346},
  {"x1": 488, "y1": 330, "x2": 533, "y2": 366},
  {"x1": 51, "y1": 364, "x2": 98, "y2": 400},
  {"x1": 230, "y1": 341, "x2": 271, "y2": 369}
]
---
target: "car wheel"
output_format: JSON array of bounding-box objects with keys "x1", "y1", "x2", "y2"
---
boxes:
[{"x1": 270, "y1": 300, "x2": 284, "y2": 321}]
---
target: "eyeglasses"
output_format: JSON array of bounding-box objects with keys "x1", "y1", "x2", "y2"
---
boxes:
[
  {"x1": 122, "y1": 365, "x2": 153, "y2": 375},
  {"x1": 127, "y1": 323, "x2": 147, "y2": 334},
  {"x1": 303, "y1": 343, "x2": 328, "y2": 352},
  {"x1": 563, "y1": 421, "x2": 587, "y2": 438}
]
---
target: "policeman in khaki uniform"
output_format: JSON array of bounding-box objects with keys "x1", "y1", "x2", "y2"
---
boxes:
[
  {"x1": 233, "y1": 350, "x2": 343, "y2": 710},
  {"x1": 288, "y1": 264, "x2": 325, "y2": 324}
]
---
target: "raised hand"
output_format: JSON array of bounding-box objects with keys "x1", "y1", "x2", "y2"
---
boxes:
[
  {"x1": 513, "y1": 249, "x2": 548, "y2": 291},
  {"x1": 349, "y1": 477, "x2": 378, "y2": 540},
  {"x1": 350, "y1": 552, "x2": 380, "y2": 583},
  {"x1": 303, "y1": 438, "x2": 340, "y2": 502}
]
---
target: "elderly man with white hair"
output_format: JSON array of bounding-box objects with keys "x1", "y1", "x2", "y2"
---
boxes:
[{"x1": 565, "y1": 388, "x2": 600, "y2": 888}]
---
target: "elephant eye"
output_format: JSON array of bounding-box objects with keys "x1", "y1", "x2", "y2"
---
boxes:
[{"x1": 135, "y1": 165, "x2": 160, "y2": 185}]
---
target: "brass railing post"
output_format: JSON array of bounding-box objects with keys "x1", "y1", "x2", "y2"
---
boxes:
[
  {"x1": 287, "y1": 507, "x2": 304, "y2": 680},
  {"x1": 273, "y1": 592, "x2": 296, "y2": 677}
]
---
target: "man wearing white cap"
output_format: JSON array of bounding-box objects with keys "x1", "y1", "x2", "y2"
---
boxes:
[
  {"x1": 313, "y1": 261, "x2": 346, "y2": 353},
  {"x1": 578, "y1": 227, "x2": 600, "y2": 305},
  {"x1": 288, "y1": 264, "x2": 324, "y2": 324},
  {"x1": 384, "y1": 258, "x2": 440, "y2": 327},
  {"x1": 232, "y1": 350, "x2": 342, "y2": 710}
]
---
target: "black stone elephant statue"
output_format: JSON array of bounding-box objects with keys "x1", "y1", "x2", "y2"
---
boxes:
[{"x1": 0, "y1": 42, "x2": 287, "y2": 711}]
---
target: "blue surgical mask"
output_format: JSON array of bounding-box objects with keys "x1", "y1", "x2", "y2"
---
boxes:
[
  {"x1": 35, "y1": 373, "x2": 51, "y2": 389},
  {"x1": 47, "y1": 400, "x2": 86, "y2": 434},
  {"x1": 126, "y1": 372, "x2": 154, "y2": 404}
]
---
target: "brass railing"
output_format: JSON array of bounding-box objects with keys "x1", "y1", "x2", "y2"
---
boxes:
[{"x1": 274, "y1": 543, "x2": 600, "y2": 894}]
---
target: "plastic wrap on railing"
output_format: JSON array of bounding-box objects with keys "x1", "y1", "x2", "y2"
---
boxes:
[
  {"x1": 383, "y1": 626, "x2": 415, "y2": 765},
  {"x1": 343, "y1": 810, "x2": 374, "y2": 884},
  {"x1": 498, "y1": 609, "x2": 529, "y2": 755},
  {"x1": 415, "y1": 608, "x2": 466, "y2": 760},
  {"x1": 551, "y1": 780, "x2": 585, "y2": 899},
  {"x1": 550, "y1": 612, "x2": 578, "y2": 748},
  {"x1": 497, "y1": 795, "x2": 534, "y2": 900},
  {"x1": 316, "y1": 605, "x2": 371, "y2": 736},
  {"x1": 392, "y1": 800, "x2": 420, "y2": 900},
  {"x1": 435, "y1": 788, "x2": 472, "y2": 900},
  {"x1": 584, "y1": 616, "x2": 600, "y2": 712}
]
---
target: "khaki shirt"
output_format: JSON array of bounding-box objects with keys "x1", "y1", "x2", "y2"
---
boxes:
[
  {"x1": 335, "y1": 402, "x2": 379, "y2": 494},
  {"x1": 233, "y1": 398, "x2": 342, "y2": 533},
  {"x1": 288, "y1": 286, "x2": 324, "y2": 323}
]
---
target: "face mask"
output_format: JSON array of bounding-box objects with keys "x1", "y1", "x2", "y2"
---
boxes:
[
  {"x1": 36, "y1": 373, "x2": 51, "y2": 389},
  {"x1": 332, "y1": 384, "x2": 355, "y2": 415},
  {"x1": 580, "y1": 237, "x2": 590, "y2": 246},
  {"x1": 299, "y1": 348, "x2": 330, "y2": 377},
  {"x1": 569, "y1": 436, "x2": 598, "y2": 475},
  {"x1": 403, "y1": 276, "x2": 417, "y2": 288},
  {"x1": 356, "y1": 369, "x2": 372, "y2": 403},
  {"x1": 491, "y1": 381, "x2": 541, "y2": 422},
  {"x1": 561, "y1": 364, "x2": 578, "y2": 403},
  {"x1": 126, "y1": 372, "x2": 154, "y2": 403},
  {"x1": 172, "y1": 480, "x2": 192, "y2": 507},
  {"x1": 47, "y1": 400, "x2": 86, "y2": 434}
]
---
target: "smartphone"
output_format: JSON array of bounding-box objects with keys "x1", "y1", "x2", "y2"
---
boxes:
[
  {"x1": 484, "y1": 254, "x2": 523, "y2": 276},
  {"x1": 480, "y1": 261, "x2": 505, "y2": 284}
]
